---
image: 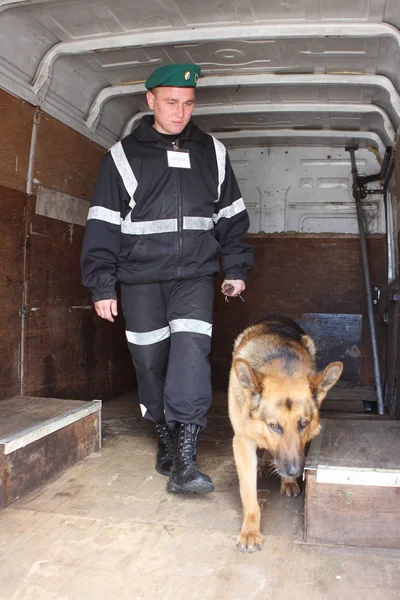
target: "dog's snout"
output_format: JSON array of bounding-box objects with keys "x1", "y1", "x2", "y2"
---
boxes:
[
  {"x1": 283, "y1": 459, "x2": 304, "y2": 478},
  {"x1": 285, "y1": 464, "x2": 300, "y2": 477}
]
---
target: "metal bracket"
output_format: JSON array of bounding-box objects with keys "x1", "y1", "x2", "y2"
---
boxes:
[
  {"x1": 372, "y1": 286, "x2": 381, "y2": 305},
  {"x1": 389, "y1": 291, "x2": 400, "y2": 303},
  {"x1": 364, "y1": 189, "x2": 384, "y2": 196}
]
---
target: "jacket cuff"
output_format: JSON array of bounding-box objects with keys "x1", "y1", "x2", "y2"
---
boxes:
[
  {"x1": 92, "y1": 289, "x2": 117, "y2": 303},
  {"x1": 224, "y1": 271, "x2": 247, "y2": 282}
]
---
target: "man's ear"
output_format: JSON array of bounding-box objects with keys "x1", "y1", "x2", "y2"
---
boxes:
[
  {"x1": 146, "y1": 90, "x2": 155, "y2": 110},
  {"x1": 311, "y1": 362, "x2": 344, "y2": 407},
  {"x1": 233, "y1": 358, "x2": 263, "y2": 409}
]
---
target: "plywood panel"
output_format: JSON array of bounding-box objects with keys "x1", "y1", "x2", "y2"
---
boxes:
[
  {"x1": 33, "y1": 113, "x2": 105, "y2": 200},
  {"x1": 24, "y1": 307, "x2": 112, "y2": 398},
  {"x1": 211, "y1": 234, "x2": 386, "y2": 388},
  {"x1": 23, "y1": 307, "x2": 134, "y2": 399},
  {"x1": 305, "y1": 471, "x2": 400, "y2": 548},
  {"x1": 0, "y1": 89, "x2": 34, "y2": 193},
  {"x1": 27, "y1": 210, "x2": 87, "y2": 305},
  {"x1": 0, "y1": 186, "x2": 26, "y2": 400},
  {"x1": 23, "y1": 211, "x2": 134, "y2": 399}
]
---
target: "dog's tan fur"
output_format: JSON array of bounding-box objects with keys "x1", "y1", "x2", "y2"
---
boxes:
[{"x1": 228, "y1": 316, "x2": 343, "y2": 552}]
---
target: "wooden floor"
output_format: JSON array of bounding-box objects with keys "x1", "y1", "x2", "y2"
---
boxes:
[{"x1": 0, "y1": 391, "x2": 399, "y2": 600}]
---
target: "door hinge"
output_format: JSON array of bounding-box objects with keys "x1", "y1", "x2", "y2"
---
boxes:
[{"x1": 19, "y1": 305, "x2": 29, "y2": 318}]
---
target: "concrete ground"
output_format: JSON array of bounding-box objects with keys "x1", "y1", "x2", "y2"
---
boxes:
[{"x1": 0, "y1": 394, "x2": 399, "y2": 600}]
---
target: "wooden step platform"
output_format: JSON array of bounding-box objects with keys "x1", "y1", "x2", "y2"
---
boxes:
[
  {"x1": 321, "y1": 384, "x2": 378, "y2": 417},
  {"x1": 0, "y1": 396, "x2": 102, "y2": 508},
  {"x1": 304, "y1": 418, "x2": 400, "y2": 548}
]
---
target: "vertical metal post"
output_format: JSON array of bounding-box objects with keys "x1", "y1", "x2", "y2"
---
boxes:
[
  {"x1": 346, "y1": 146, "x2": 385, "y2": 414},
  {"x1": 381, "y1": 151, "x2": 395, "y2": 285},
  {"x1": 20, "y1": 109, "x2": 41, "y2": 395}
]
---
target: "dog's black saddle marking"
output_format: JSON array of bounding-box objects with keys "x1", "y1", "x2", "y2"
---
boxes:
[{"x1": 256, "y1": 315, "x2": 305, "y2": 344}]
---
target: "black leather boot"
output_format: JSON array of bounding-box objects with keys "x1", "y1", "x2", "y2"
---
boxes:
[
  {"x1": 155, "y1": 423, "x2": 175, "y2": 476},
  {"x1": 167, "y1": 423, "x2": 215, "y2": 494}
]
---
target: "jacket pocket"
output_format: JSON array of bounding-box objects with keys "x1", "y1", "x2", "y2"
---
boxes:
[
  {"x1": 128, "y1": 238, "x2": 143, "y2": 260},
  {"x1": 208, "y1": 233, "x2": 221, "y2": 252}
]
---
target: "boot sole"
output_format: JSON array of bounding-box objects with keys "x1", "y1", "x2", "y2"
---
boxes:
[
  {"x1": 167, "y1": 480, "x2": 215, "y2": 494},
  {"x1": 155, "y1": 465, "x2": 171, "y2": 477}
]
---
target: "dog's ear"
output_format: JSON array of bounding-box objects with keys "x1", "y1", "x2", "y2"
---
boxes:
[
  {"x1": 311, "y1": 362, "x2": 344, "y2": 406},
  {"x1": 302, "y1": 334, "x2": 316, "y2": 360},
  {"x1": 233, "y1": 358, "x2": 263, "y2": 409}
]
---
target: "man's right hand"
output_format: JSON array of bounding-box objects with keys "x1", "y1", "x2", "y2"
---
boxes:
[{"x1": 94, "y1": 299, "x2": 118, "y2": 322}]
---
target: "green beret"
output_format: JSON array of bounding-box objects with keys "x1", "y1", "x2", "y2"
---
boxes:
[{"x1": 145, "y1": 64, "x2": 201, "y2": 90}]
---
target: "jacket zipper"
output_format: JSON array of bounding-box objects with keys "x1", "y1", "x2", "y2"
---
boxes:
[{"x1": 172, "y1": 138, "x2": 183, "y2": 277}]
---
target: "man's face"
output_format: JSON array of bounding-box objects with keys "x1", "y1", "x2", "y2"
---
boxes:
[{"x1": 146, "y1": 87, "x2": 195, "y2": 135}]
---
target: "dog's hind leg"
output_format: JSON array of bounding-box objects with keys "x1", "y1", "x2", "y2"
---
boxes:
[{"x1": 233, "y1": 435, "x2": 263, "y2": 552}]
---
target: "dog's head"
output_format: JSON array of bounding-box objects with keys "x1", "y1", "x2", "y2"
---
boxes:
[{"x1": 233, "y1": 357, "x2": 343, "y2": 478}]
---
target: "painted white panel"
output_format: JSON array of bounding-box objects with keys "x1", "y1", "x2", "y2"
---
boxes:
[
  {"x1": 230, "y1": 153, "x2": 263, "y2": 233},
  {"x1": 316, "y1": 464, "x2": 400, "y2": 487},
  {"x1": 228, "y1": 146, "x2": 384, "y2": 234},
  {"x1": 36, "y1": 186, "x2": 90, "y2": 226}
]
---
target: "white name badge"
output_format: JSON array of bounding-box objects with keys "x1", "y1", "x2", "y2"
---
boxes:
[{"x1": 167, "y1": 150, "x2": 191, "y2": 169}]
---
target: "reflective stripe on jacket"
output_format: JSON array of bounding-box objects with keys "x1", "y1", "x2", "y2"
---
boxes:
[{"x1": 81, "y1": 116, "x2": 254, "y2": 302}]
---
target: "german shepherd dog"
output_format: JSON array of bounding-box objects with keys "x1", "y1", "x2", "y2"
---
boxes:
[{"x1": 228, "y1": 316, "x2": 343, "y2": 552}]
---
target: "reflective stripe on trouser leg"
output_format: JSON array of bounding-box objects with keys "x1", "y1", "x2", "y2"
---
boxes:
[
  {"x1": 121, "y1": 282, "x2": 170, "y2": 423},
  {"x1": 164, "y1": 277, "x2": 215, "y2": 429}
]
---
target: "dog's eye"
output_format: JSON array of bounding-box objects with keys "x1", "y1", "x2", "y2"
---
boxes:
[
  {"x1": 269, "y1": 423, "x2": 282, "y2": 434},
  {"x1": 298, "y1": 419, "x2": 309, "y2": 431}
]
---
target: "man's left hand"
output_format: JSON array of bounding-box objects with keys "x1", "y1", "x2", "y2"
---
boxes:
[{"x1": 221, "y1": 279, "x2": 246, "y2": 297}]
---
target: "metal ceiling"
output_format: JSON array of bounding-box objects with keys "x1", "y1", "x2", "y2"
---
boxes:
[{"x1": 1, "y1": 0, "x2": 399, "y2": 155}]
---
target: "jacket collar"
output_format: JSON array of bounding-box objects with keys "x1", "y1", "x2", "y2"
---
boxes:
[{"x1": 132, "y1": 115, "x2": 208, "y2": 145}]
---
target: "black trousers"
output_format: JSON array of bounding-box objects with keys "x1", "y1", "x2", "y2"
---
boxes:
[{"x1": 121, "y1": 277, "x2": 215, "y2": 428}]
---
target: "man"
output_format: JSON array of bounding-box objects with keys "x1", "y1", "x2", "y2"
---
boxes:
[{"x1": 81, "y1": 63, "x2": 254, "y2": 495}]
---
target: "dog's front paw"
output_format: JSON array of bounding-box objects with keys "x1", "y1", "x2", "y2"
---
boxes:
[
  {"x1": 236, "y1": 530, "x2": 263, "y2": 552},
  {"x1": 280, "y1": 479, "x2": 300, "y2": 497}
]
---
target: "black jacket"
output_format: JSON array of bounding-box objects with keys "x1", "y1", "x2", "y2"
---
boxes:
[{"x1": 81, "y1": 116, "x2": 254, "y2": 301}]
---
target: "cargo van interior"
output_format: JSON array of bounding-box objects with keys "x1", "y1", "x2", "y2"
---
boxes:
[{"x1": 1, "y1": 1, "x2": 400, "y2": 596}]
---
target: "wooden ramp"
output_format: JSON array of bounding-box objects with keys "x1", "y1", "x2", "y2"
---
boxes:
[
  {"x1": 304, "y1": 418, "x2": 400, "y2": 548},
  {"x1": 0, "y1": 396, "x2": 101, "y2": 508}
]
